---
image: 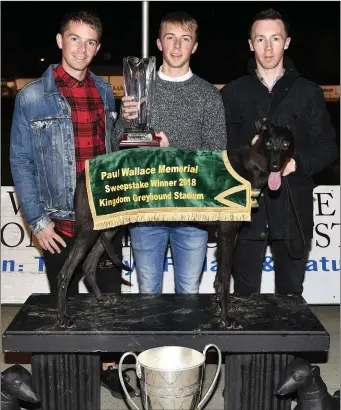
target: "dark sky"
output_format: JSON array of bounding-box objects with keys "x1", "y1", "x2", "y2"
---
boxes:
[{"x1": 1, "y1": 1, "x2": 340, "y2": 84}]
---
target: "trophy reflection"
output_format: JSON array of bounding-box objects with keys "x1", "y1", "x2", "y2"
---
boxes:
[{"x1": 120, "y1": 56, "x2": 159, "y2": 148}]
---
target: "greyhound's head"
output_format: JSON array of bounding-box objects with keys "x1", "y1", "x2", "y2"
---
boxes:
[
  {"x1": 253, "y1": 119, "x2": 294, "y2": 190},
  {"x1": 1, "y1": 365, "x2": 40, "y2": 403},
  {"x1": 276, "y1": 358, "x2": 320, "y2": 396}
]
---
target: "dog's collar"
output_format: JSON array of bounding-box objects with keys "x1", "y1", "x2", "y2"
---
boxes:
[{"x1": 299, "y1": 385, "x2": 329, "y2": 401}]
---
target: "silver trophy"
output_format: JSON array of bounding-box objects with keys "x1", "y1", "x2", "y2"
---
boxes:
[
  {"x1": 119, "y1": 345, "x2": 222, "y2": 410},
  {"x1": 120, "y1": 56, "x2": 159, "y2": 148}
]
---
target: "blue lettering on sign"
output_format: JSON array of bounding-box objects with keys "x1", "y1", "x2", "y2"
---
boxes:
[
  {"x1": 164, "y1": 256, "x2": 174, "y2": 272},
  {"x1": 2, "y1": 260, "x2": 15, "y2": 272},
  {"x1": 260, "y1": 256, "x2": 340, "y2": 273},
  {"x1": 306, "y1": 260, "x2": 318, "y2": 271},
  {"x1": 263, "y1": 256, "x2": 274, "y2": 272},
  {"x1": 123, "y1": 260, "x2": 136, "y2": 274},
  {"x1": 34, "y1": 256, "x2": 45, "y2": 272},
  {"x1": 306, "y1": 257, "x2": 340, "y2": 272},
  {"x1": 0, "y1": 256, "x2": 339, "y2": 274},
  {"x1": 123, "y1": 256, "x2": 340, "y2": 274},
  {"x1": 210, "y1": 260, "x2": 217, "y2": 272}
]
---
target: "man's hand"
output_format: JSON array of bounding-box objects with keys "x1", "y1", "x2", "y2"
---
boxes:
[
  {"x1": 35, "y1": 223, "x2": 67, "y2": 254},
  {"x1": 121, "y1": 97, "x2": 169, "y2": 147},
  {"x1": 156, "y1": 131, "x2": 169, "y2": 147},
  {"x1": 282, "y1": 158, "x2": 296, "y2": 176},
  {"x1": 121, "y1": 96, "x2": 138, "y2": 120}
]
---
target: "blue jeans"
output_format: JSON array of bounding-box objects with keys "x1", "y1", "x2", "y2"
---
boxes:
[{"x1": 129, "y1": 222, "x2": 208, "y2": 294}]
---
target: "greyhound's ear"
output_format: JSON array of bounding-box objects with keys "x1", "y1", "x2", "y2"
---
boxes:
[
  {"x1": 255, "y1": 119, "x2": 264, "y2": 132},
  {"x1": 285, "y1": 124, "x2": 293, "y2": 133},
  {"x1": 311, "y1": 366, "x2": 320, "y2": 377}
]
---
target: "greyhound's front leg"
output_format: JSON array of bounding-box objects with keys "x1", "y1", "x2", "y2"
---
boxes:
[
  {"x1": 57, "y1": 255, "x2": 78, "y2": 328},
  {"x1": 215, "y1": 233, "x2": 230, "y2": 325}
]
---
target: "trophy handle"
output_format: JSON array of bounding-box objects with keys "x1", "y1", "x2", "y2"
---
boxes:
[
  {"x1": 118, "y1": 352, "x2": 141, "y2": 410},
  {"x1": 197, "y1": 344, "x2": 222, "y2": 409}
]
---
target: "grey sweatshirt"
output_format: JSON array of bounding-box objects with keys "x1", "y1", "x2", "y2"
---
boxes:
[{"x1": 114, "y1": 74, "x2": 227, "y2": 151}]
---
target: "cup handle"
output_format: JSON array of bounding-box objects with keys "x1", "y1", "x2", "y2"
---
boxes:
[
  {"x1": 197, "y1": 344, "x2": 222, "y2": 410},
  {"x1": 118, "y1": 352, "x2": 141, "y2": 410}
]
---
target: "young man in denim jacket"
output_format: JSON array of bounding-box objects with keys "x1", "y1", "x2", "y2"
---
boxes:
[{"x1": 10, "y1": 10, "x2": 136, "y2": 399}]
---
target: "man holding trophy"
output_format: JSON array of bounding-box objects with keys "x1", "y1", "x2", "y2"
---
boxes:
[{"x1": 115, "y1": 11, "x2": 227, "y2": 293}]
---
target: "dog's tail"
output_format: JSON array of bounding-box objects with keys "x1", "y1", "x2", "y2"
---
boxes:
[
  {"x1": 100, "y1": 231, "x2": 132, "y2": 272},
  {"x1": 122, "y1": 277, "x2": 133, "y2": 287}
]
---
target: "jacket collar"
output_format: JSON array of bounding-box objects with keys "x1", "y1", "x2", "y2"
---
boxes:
[
  {"x1": 247, "y1": 56, "x2": 299, "y2": 83},
  {"x1": 42, "y1": 64, "x2": 111, "y2": 97}
]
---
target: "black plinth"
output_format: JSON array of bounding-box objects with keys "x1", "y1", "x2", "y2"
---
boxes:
[{"x1": 3, "y1": 294, "x2": 330, "y2": 410}]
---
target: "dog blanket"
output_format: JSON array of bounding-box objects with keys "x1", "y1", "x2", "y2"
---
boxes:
[{"x1": 85, "y1": 148, "x2": 260, "y2": 230}]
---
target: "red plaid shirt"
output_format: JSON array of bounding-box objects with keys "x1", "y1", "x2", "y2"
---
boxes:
[{"x1": 53, "y1": 64, "x2": 106, "y2": 237}]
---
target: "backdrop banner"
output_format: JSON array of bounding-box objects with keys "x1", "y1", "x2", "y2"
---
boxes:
[{"x1": 1, "y1": 185, "x2": 339, "y2": 304}]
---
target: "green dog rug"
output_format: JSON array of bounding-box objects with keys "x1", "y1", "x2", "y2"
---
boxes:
[{"x1": 85, "y1": 148, "x2": 260, "y2": 230}]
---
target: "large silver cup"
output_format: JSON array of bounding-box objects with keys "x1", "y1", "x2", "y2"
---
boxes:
[
  {"x1": 119, "y1": 344, "x2": 222, "y2": 410},
  {"x1": 120, "y1": 56, "x2": 159, "y2": 148}
]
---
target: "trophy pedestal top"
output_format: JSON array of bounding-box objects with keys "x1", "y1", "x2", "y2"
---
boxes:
[{"x1": 3, "y1": 294, "x2": 329, "y2": 353}]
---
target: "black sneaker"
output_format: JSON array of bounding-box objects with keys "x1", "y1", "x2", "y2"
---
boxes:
[{"x1": 100, "y1": 365, "x2": 139, "y2": 399}]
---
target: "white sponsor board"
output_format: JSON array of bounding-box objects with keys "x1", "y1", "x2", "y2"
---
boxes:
[{"x1": 1, "y1": 186, "x2": 340, "y2": 304}]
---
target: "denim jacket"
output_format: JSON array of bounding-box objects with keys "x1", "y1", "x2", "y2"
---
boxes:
[{"x1": 10, "y1": 64, "x2": 119, "y2": 235}]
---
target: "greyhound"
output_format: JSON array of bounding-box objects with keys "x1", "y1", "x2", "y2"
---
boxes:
[
  {"x1": 277, "y1": 357, "x2": 340, "y2": 410},
  {"x1": 1, "y1": 365, "x2": 40, "y2": 410},
  {"x1": 57, "y1": 120, "x2": 294, "y2": 328}
]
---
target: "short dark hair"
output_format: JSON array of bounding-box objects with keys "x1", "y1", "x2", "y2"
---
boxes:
[
  {"x1": 60, "y1": 10, "x2": 103, "y2": 41},
  {"x1": 158, "y1": 11, "x2": 199, "y2": 41},
  {"x1": 250, "y1": 8, "x2": 290, "y2": 38}
]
